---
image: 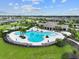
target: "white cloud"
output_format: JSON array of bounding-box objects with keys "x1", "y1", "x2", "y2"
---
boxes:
[
  {"x1": 61, "y1": 0, "x2": 67, "y2": 3},
  {"x1": 63, "y1": 8, "x2": 79, "y2": 15},
  {"x1": 10, "y1": 3, "x2": 19, "y2": 10},
  {"x1": 69, "y1": 8, "x2": 79, "y2": 11},
  {"x1": 21, "y1": 5, "x2": 32, "y2": 12},
  {"x1": 52, "y1": 0, "x2": 56, "y2": 3},
  {"x1": 22, "y1": 0, "x2": 25, "y2": 2},
  {"x1": 22, "y1": 0, "x2": 30, "y2": 2},
  {"x1": 32, "y1": 0, "x2": 43, "y2": 4},
  {"x1": 15, "y1": 3, "x2": 19, "y2": 6},
  {"x1": 33, "y1": 1, "x2": 40, "y2": 4},
  {"x1": 9, "y1": 3, "x2": 13, "y2": 6},
  {"x1": 52, "y1": 0, "x2": 67, "y2": 4},
  {"x1": 14, "y1": 6, "x2": 19, "y2": 10},
  {"x1": 22, "y1": 0, "x2": 37, "y2": 2},
  {"x1": 32, "y1": 0, "x2": 40, "y2": 2},
  {"x1": 21, "y1": 5, "x2": 41, "y2": 13},
  {"x1": 21, "y1": 0, "x2": 41, "y2": 4}
]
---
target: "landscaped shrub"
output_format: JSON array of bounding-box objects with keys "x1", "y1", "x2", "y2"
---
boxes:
[
  {"x1": 61, "y1": 50, "x2": 79, "y2": 59},
  {"x1": 55, "y1": 39, "x2": 66, "y2": 47},
  {"x1": 61, "y1": 52, "x2": 70, "y2": 59}
]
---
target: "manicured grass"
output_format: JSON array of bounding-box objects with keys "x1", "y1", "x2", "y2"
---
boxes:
[
  {"x1": 0, "y1": 20, "x2": 78, "y2": 59},
  {"x1": 0, "y1": 38, "x2": 76, "y2": 59}
]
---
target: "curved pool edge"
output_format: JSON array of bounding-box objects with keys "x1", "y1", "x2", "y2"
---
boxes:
[{"x1": 5, "y1": 30, "x2": 65, "y2": 47}]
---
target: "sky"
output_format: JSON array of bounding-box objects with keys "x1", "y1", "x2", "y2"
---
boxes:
[{"x1": 0, "y1": 0, "x2": 79, "y2": 15}]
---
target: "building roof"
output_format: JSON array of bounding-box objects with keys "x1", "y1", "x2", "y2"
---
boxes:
[{"x1": 39, "y1": 21, "x2": 69, "y2": 28}]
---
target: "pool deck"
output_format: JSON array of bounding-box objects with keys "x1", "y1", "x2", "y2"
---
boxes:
[{"x1": 6, "y1": 27, "x2": 65, "y2": 46}]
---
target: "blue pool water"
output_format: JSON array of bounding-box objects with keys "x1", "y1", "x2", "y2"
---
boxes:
[{"x1": 16, "y1": 31, "x2": 57, "y2": 42}]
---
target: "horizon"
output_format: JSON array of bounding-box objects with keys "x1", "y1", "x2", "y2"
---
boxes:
[{"x1": 0, "y1": 0, "x2": 79, "y2": 15}]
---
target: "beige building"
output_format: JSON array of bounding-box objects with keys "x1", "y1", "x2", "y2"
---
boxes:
[{"x1": 39, "y1": 21, "x2": 69, "y2": 31}]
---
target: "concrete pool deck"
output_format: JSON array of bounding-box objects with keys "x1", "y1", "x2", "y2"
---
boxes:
[{"x1": 6, "y1": 27, "x2": 65, "y2": 46}]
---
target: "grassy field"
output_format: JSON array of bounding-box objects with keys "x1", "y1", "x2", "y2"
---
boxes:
[
  {"x1": 0, "y1": 20, "x2": 77, "y2": 59},
  {"x1": 0, "y1": 38, "x2": 76, "y2": 59}
]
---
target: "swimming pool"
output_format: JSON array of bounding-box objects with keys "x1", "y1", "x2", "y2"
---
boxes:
[
  {"x1": 16, "y1": 31, "x2": 57, "y2": 42},
  {"x1": 6, "y1": 27, "x2": 65, "y2": 46}
]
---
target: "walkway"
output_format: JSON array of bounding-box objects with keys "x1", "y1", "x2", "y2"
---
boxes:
[
  {"x1": 67, "y1": 38, "x2": 79, "y2": 45},
  {"x1": 67, "y1": 38, "x2": 79, "y2": 50}
]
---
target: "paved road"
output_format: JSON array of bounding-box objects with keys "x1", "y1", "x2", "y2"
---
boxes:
[
  {"x1": 67, "y1": 38, "x2": 79, "y2": 50},
  {"x1": 67, "y1": 38, "x2": 79, "y2": 45}
]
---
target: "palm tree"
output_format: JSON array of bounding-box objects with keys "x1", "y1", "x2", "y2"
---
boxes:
[
  {"x1": 59, "y1": 20, "x2": 65, "y2": 25},
  {"x1": 37, "y1": 25, "x2": 44, "y2": 29},
  {"x1": 19, "y1": 27, "x2": 26, "y2": 39},
  {"x1": 67, "y1": 20, "x2": 77, "y2": 39},
  {"x1": 68, "y1": 20, "x2": 75, "y2": 31},
  {"x1": 27, "y1": 24, "x2": 34, "y2": 30},
  {"x1": 68, "y1": 21, "x2": 74, "y2": 28}
]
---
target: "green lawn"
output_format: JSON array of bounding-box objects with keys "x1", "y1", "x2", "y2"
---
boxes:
[
  {"x1": 0, "y1": 20, "x2": 78, "y2": 59},
  {"x1": 0, "y1": 38, "x2": 76, "y2": 59}
]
